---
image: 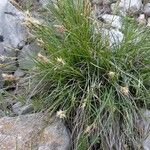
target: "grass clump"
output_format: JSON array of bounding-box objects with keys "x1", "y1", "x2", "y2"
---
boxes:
[{"x1": 28, "y1": 0, "x2": 150, "y2": 149}]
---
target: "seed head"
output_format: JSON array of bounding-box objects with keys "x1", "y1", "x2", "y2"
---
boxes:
[
  {"x1": 37, "y1": 39, "x2": 45, "y2": 46},
  {"x1": 23, "y1": 13, "x2": 41, "y2": 27},
  {"x1": 56, "y1": 57, "x2": 65, "y2": 65},
  {"x1": 56, "y1": 110, "x2": 66, "y2": 119},
  {"x1": 2, "y1": 73, "x2": 18, "y2": 81},
  {"x1": 0, "y1": 55, "x2": 7, "y2": 62},
  {"x1": 37, "y1": 53, "x2": 49, "y2": 63},
  {"x1": 120, "y1": 86, "x2": 129, "y2": 96},
  {"x1": 108, "y1": 71, "x2": 116, "y2": 79},
  {"x1": 85, "y1": 123, "x2": 96, "y2": 134}
]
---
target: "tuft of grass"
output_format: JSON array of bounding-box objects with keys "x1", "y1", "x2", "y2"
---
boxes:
[{"x1": 28, "y1": 0, "x2": 150, "y2": 149}]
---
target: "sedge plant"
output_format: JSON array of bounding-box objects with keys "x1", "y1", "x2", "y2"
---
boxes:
[{"x1": 27, "y1": 0, "x2": 150, "y2": 149}]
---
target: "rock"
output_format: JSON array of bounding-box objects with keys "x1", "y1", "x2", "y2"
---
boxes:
[
  {"x1": 0, "y1": 43, "x2": 17, "y2": 72},
  {"x1": 0, "y1": 0, "x2": 27, "y2": 72},
  {"x1": 20, "y1": 104, "x2": 34, "y2": 115},
  {"x1": 14, "y1": 74, "x2": 35, "y2": 101},
  {"x1": 94, "y1": 18, "x2": 124, "y2": 47},
  {"x1": 98, "y1": 3, "x2": 112, "y2": 15},
  {"x1": 12, "y1": 102, "x2": 34, "y2": 115},
  {"x1": 100, "y1": 14, "x2": 122, "y2": 29},
  {"x1": 0, "y1": 110, "x2": 5, "y2": 118},
  {"x1": 142, "y1": 110, "x2": 150, "y2": 149},
  {"x1": 91, "y1": 1, "x2": 112, "y2": 17},
  {"x1": 102, "y1": 28, "x2": 124, "y2": 47},
  {"x1": 0, "y1": 41, "x2": 17, "y2": 72},
  {"x1": 0, "y1": 0, "x2": 8, "y2": 35},
  {"x1": 0, "y1": 113, "x2": 70, "y2": 150},
  {"x1": 111, "y1": 2, "x2": 120, "y2": 14},
  {"x1": 12, "y1": 102, "x2": 22, "y2": 114},
  {"x1": 18, "y1": 42, "x2": 41, "y2": 70},
  {"x1": 137, "y1": 14, "x2": 146, "y2": 26},
  {"x1": 144, "y1": 3, "x2": 150, "y2": 17},
  {"x1": 119, "y1": 0, "x2": 143, "y2": 16},
  {"x1": 135, "y1": 110, "x2": 150, "y2": 149},
  {"x1": 3, "y1": 1, "x2": 27, "y2": 48},
  {"x1": 14, "y1": 68, "x2": 25, "y2": 78}
]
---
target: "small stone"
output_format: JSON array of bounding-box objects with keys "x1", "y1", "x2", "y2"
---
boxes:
[
  {"x1": 12, "y1": 102, "x2": 33, "y2": 115},
  {"x1": 100, "y1": 14, "x2": 122, "y2": 29},
  {"x1": 20, "y1": 104, "x2": 34, "y2": 115},
  {"x1": 102, "y1": 28, "x2": 124, "y2": 47},
  {"x1": 14, "y1": 68, "x2": 25, "y2": 78}
]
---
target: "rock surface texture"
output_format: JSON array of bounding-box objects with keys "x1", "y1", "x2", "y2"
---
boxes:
[
  {"x1": 18, "y1": 42, "x2": 41, "y2": 70},
  {"x1": 119, "y1": 0, "x2": 143, "y2": 15},
  {"x1": 0, "y1": 113, "x2": 70, "y2": 150},
  {"x1": 100, "y1": 14, "x2": 122, "y2": 29},
  {"x1": 144, "y1": 3, "x2": 150, "y2": 17},
  {"x1": 0, "y1": 0, "x2": 27, "y2": 74},
  {"x1": 142, "y1": 110, "x2": 150, "y2": 150},
  {"x1": 3, "y1": 2, "x2": 26, "y2": 48}
]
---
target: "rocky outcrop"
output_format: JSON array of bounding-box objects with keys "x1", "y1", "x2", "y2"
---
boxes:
[
  {"x1": 0, "y1": 113, "x2": 70, "y2": 150},
  {"x1": 3, "y1": 2, "x2": 27, "y2": 48},
  {"x1": 119, "y1": 0, "x2": 143, "y2": 15},
  {"x1": 0, "y1": 0, "x2": 150, "y2": 149},
  {"x1": 0, "y1": 0, "x2": 27, "y2": 75}
]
